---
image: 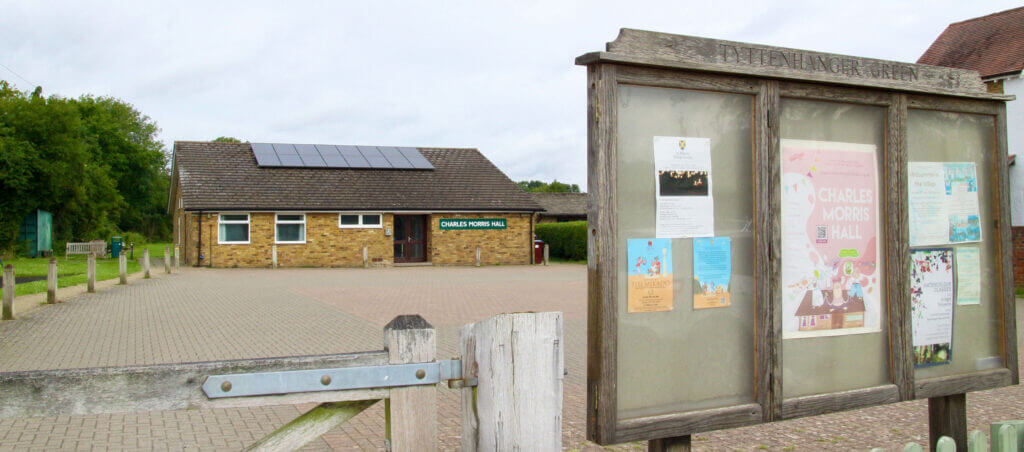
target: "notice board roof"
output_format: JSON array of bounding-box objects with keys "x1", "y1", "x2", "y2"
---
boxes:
[{"x1": 576, "y1": 29, "x2": 1014, "y2": 101}]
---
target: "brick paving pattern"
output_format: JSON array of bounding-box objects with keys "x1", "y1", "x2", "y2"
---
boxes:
[{"x1": 0, "y1": 264, "x2": 1021, "y2": 450}]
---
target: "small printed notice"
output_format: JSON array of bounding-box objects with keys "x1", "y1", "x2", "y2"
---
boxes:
[
  {"x1": 911, "y1": 248, "x2": 954, "y2": 367},
  {"x1": 627, "y1": 238, "x2": 674, "y2": 313},
  {"x1": 955, "y1": 247, "x2": 981, "y2": 306},
  {"x1": 654, "y1": 136, "x2": 713, "y2": 238},
  {"x1": 908, "y1": 162, "x2": 982, "y2": 246},
  {"x1": 693, "y1": 237, "x2": 731, "y2": 309},
  {"x1": 780, "y1": 139, "x2": 882, "y2": 339}
]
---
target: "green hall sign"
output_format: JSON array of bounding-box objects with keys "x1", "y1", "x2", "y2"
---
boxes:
[{"x1": 439, "y1": 218, "x2": 507, "y2": 230}]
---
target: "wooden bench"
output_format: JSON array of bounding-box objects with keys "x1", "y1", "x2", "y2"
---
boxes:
[{"x1": 66, "y1": 241, "x2": 106, "y2": 259}]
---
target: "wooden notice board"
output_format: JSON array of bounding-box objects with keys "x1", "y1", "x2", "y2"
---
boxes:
[{"x1": 577, "y1": 29, "x2": 1017, "y2": 445}]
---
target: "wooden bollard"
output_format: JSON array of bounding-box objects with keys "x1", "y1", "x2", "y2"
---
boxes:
[
  {"x1": 174, "y1": 245, "x2": 180, "y2": 269},
  {"x1": 164, "y1": 246, "x2": 171, "y2": 274},
  {"x1": 475, "y1": 246, "x2": 481, "y2": 267},
  {"x1": 142, "y1": 249, "x2": 151, "y2": 279},
  {"x1": 272, "y1": 245, "x2": 278, "y2": 269},
  {"x1": 47, "y1": 258, "x2": 58, "y2": 304},
  {"x1": 2, "y1": 264, "x2": 14, "y2": 320},
  {"x1": 87, "y1": 253, "x2": 96, "y2": 293},
  {"x1": 118, "y1": 251, "x2": 127, "y2": 285},
  {"x1": 543, "y1": 243, "x2": 549, "y2": 266},
  {"x1": 363, "y1": 245, "x2": 368, "y2": 268}
]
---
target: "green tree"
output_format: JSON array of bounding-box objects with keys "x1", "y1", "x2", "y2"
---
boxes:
[
  {"x1": 516, "y1": 179, "x2": 580, "y2": 193},
  {"x1": 212, "y1": 136, "x2": 242, "y2": 143},
  {"x1": 0, "y1": 81, "x2": 170, "y2": 253}
]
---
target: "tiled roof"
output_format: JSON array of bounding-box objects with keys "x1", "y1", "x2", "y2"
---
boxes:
[
  {"x1": 172, "y1": 141, "x2": 542, "y2": 212},
  {"x1": 917, "y1": 6, "x2": 1024, "y2": 78},
  {"x1": 530, "y1": 192, "x2": 587, "y2": 217}
]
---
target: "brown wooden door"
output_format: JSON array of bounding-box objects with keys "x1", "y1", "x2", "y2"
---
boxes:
[{"x1": 393, "y1": 215, "x2": 427, "y2": 263}]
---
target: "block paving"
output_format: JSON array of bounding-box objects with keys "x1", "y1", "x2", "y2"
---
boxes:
[{"x1": 0, "y1": 264, "x2": 1021, "y2": 450}]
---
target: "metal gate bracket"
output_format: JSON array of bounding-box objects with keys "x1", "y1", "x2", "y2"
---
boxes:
[{"x1": 203, "y1": 359, "x2": 465, "y2": 399}]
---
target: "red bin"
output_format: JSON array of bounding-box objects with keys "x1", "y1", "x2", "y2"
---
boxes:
[{"x1": 533, "y1": 240, "x2": 545, "y2": 264}]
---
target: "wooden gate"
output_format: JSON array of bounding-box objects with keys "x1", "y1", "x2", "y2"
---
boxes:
[{"x1": 0, "y1": 312, "x2": 563, "y2": 451}]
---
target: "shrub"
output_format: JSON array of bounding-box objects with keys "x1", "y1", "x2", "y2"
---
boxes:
[
  {"x1": 120, "y1": 231, "x2": 148, "y2": 247},
  {"x1": 535, "y1": 221, "x2": 587, "y2": 261}
]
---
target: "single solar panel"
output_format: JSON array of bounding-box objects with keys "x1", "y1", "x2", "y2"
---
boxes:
[
  {"x1": 252, "y1": 143, "x2": 282, "y2": 166},
  {"x1": 294, "y1": 144, "x2": 327, "y2": 167},
  {"x1": 337, "y1": 145, "x2": 371, "y2": 168},
  {"x1": 379, "y1": 147, "x2": 414, "y2": 169},
  {"x1": 398, "y1": 147, "x2": 434, "y2": 169},
  {"x1": 315, "y1": 145, "x2": 349, "y2": 167},
  {"x1": 357, "y1": 146, "x2": 392, "y2": 168}
]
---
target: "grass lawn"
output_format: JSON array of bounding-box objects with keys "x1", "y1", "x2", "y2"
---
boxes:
[
  {"x1": 138, "y1": 242, "x2": 173, "y2": 259},
  {"x1": 1, "y1": 256, "x2": 142, "y2": 297}
]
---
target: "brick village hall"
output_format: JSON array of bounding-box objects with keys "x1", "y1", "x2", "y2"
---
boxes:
[{"x1": 168, "y1": 141, "x2": 544, "y2": 267}]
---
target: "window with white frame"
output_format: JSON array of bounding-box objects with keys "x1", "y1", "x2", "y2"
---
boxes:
[
  {"x1": 218, "y1": 213, "x2": 250, "y2": 244},
  {"x1": 275, "y1": 214, "x2": 306, "y2": 243},
  {"x1": 339, "y1": 213, "x2": 383, "y2": 228}
]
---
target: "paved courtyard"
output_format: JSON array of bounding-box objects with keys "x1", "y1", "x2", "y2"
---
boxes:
[{"x1": 0, "y1": 265, "x2": 1021, "y2": 450}]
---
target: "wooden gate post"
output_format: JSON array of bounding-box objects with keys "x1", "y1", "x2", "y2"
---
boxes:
[
  {"x1": 164, "y1": 247, "x2": 171, "y2": 274},
  {"x1": 460, "y1": 311, "x2": 563, "y2": 451},
  {"x1": 142, "y1": 249, "x2": 151, "y2": 279},
  {"x1": 87, "y1": 253, "x2": 96, "y2": 293},
  {"x1": 118, "y1": 251, "x2": 127, "y2": 285},
  {"x1": 46, "y1": 258, "x2": 58, "y2": 303},
  {"x1": 2, "y1": 265, "x2": 13, "y2": 320},
  {"x1": 384, "y1": 315, "x2": 437, "y2": 452},
  {"x1": 928, "y1": 393, "x2": 967, "y2": 451}
]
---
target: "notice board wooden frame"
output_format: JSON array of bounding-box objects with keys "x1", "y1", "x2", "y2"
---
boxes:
[{"x1": 577, "y1": 29, "x2": 1017, "y2": 446}]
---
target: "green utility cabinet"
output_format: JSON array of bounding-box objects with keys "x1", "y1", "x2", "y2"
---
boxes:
[
  {"x1": 17, "y1": 209, "x2": 53, "y2": 257},
  {"x1": 110, "y1": 237, "x2": 123, "y2": 258}
]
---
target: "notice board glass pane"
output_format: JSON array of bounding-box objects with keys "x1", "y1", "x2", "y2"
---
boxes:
[
  {"x1": 907, "y1": 109, "x2": 1002, "y2": 379},
  {"x1": 779, "y1": 98, "x2": 890, "y2": 398},
  {"x1": 615, "y1": 84, "x2": 755, "y2": 419}
]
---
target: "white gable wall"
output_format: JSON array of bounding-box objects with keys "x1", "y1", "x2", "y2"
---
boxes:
[{"x1": 1003, "y1": 75, "x2": 1024, "y2": 226}]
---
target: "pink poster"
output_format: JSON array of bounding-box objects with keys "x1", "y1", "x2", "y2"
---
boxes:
[{"x1": 781, "y1": 139, "x2": 882, "y2": 339}]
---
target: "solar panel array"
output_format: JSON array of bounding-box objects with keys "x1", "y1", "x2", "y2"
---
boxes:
[{"x1": 251, "y1": 143, "x2": 434, "y2": 170}]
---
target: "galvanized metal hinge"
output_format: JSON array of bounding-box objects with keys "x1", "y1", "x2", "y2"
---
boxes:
[{"x1": 202, "y1": 359, "x2": 470, "y2": 399}]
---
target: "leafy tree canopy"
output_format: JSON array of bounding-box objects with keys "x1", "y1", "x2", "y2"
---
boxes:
[
  {"x1": 516, "y1": 179, "x2": 581, "y2": 193},
  {"x1": 0, "y1": 80, "x2": 170, "y2": 254},
  {"x1": 212, "y1": 136, "x2": 243, "y2": 143}
]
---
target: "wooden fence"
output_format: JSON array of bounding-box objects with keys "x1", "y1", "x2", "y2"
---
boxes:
[{"x1": 0, "y1": 312, "x2": 564, "y2": 450}]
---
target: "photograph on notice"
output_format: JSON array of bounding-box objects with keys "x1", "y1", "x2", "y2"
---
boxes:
[{"x1": 657, "y1": 170, "x2": 709, "y2": 197}]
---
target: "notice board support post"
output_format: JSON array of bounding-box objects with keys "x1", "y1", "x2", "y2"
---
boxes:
[
  {"x1": 649, "y1": 435, "x2": 691, "y2": 452},
  {"x1": 928, "y1": 393, "x2": 967, "y2": 451}
]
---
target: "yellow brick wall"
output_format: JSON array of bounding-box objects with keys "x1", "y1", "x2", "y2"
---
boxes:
[
  {"x1": 428, "y1": 213, "x2": 533, "y2": 265},
  {"x1": 176, "y1": 210, "x2": 533, "y2": 267}
]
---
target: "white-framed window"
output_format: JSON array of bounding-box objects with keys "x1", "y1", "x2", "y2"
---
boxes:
[
  {"x1": 275, "y1": 213, "x2": 306, "y2": 244},
  {"x1": 218, "y1": 213, "x2": 250, "y2": 244},
  {"x1": 338, "y1": 213, "x2": 383, "y2": 228}
]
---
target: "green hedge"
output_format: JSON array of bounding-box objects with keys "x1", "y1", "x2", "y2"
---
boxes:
[{"x1": 535, "y1": 221, "x2": 587, "y2": 260}]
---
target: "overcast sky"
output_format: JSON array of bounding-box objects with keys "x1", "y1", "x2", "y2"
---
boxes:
[{"x1": 2, "y1": 1, "x2": 1019, "y2": 187}]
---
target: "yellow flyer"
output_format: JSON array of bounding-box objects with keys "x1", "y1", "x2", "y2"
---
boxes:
[{"x1": 627, "y1": 238, "x2": 673, "y2": 313}]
